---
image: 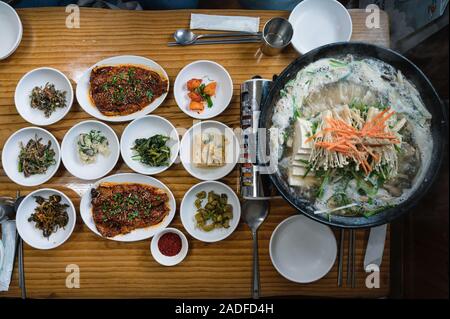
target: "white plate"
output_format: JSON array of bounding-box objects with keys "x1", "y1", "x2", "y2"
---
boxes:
[
  {"x1": 76, "y1": 55, "x2": 169, "y2": 122},
  {"x1": 270, "y1": 214, "x2": 337, "y2": 283},
  {"x1": 79, "y1": 173, "x2": 176, "y2": 242},
  {"x1": 180, "y1": 181, "x2": 241, "y2": 243},
  {"x1": 2, "y1": 127, "x2": 61, "y2": 187},
  {"x1": 174, "y1": 60, "x2": 233, "y2": 119},
  {"x1": 121, "y1": 115, "x2": 179, "y2": 175},
  {"x1": 15, "y1": 67, "x2": 74, "y2": 126},
  {"x1": 179, "y1": 121, "x2": 239, "y2": 181},
  {"x1": 16, "y1": 188, "x2": 76, "y2": 250},
  {"x1": 289, "y1": 0, "x2": 352, "y2": 54},
  {"x1": 61, "y1": 120, "x2": 120, "y2": 180},
  {"x1": 150, "y1": 228, "x2": 189, "y2": 266},
  {"x1": 0, "y1": 1, "x2": 22, "y2": 60}
]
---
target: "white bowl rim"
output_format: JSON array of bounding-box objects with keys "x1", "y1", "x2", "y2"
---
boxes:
[
  {"x1": 289, "y1": 0, "x2": 353, "y2": 55},
  {"x1": 16, "y1": 188, "x2": 76, "y2": 250},
  {"x1": 180, "y1": 180, "x2": 241, "y2": 243},
  {"x1": 150, "y1": 227, "x2": 189, "y2": 266},
  {"x1": 173, "y1": 59, "x2": 233, "y2": 120},
  {"x1": 1, "y1": 126, "x2": 61, "y2": 187},
  {"x1": 0, "y1": 1, "x2": 23, "y2": 60},
  {"x1": 269, "y1": 214, "x2": 337, "y2": 283},
  {"x1": 120, "y1": 114, "x2": 180, "y2": 175},
  {"x1": 179, "y1": 120, "x2": 239, "y2": 181},
  {"x1": 14, "y1": 67, "x2": 74, "y2": 126},
  {"x1": 61, "y1": 119, "x2": 120, "y2": 180}
]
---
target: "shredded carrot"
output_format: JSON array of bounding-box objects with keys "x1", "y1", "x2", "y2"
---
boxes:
[{"x1": 311, "y1": 108, "x2": 400, "y2": 174}]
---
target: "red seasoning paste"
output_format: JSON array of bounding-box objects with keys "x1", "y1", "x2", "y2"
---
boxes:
[{"x1": 158, "y1": 232, "x2": 182, "y2": 256}]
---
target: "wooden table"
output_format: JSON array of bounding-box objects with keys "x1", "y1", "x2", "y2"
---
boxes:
[{"x1": 0, "y1": 8, "x2": 390, "y2": 298}]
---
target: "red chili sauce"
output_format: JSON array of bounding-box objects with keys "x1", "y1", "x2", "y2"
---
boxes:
[{"x1": 158, "y1": 232, "x2": 182, "y2": 256}]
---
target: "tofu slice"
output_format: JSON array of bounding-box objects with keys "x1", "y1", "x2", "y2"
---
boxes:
[
  {"x1": 292, "y1": 166, "x2": 311, "y2": 176},
  {"x1": 192, "y1": 134, "x2": 202, "y2": 165},
  {"x1": 294, "y1": 153, "x2": 310, "y2": 161},
  {"x1": 292, "y1": 118, "x2": 313, "y2": 156},
  {"x1": 207, "y1": 133, "x2": 225, "y2": 167},
  {"x1": 288, "y1": 168, "x2": 318, "y2": 187},
  {"x1": 298, "y1": 118, "x2": 313, "y2": 150},
  {"x1": 193, "y1": 133, "x2": 225, "y2": 167}
]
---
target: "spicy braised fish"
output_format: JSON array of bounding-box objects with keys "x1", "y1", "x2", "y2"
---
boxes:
[
  {"x1": 90, "y1": 182, "x2": 170, "y2": 238},
  {"x1": 89, "y1": 65, "x2": 168, "y2": 116}
]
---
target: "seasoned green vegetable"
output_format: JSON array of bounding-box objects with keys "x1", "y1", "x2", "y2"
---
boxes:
[
  {"x1": 30, "y1": 82, "x2": 67, "y2": 117},
  {"x1": 18, "y1": 135, "x2": 56, "y2": 177},
  {"x1": 194, "y1": 190, "x2": 233, "y2": 232},
  {"x1": 131, "y1": 134, "x2": 171, "y2": 167}
]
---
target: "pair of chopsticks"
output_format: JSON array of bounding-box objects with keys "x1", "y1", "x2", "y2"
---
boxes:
[
  {"x1": 15, "y1": 190, "x2": 26, "y2": 299},
  {"x1": 337, "y1": 229, "x2": 356, "y2": 288}
]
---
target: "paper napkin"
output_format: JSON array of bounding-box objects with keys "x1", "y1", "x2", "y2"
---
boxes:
[
  {"x1": 0, "y1": 221, "x2": 17, "y2": 292},
  {"x1": 190, "y1": 14, "x2": 260, "y2": 33}
]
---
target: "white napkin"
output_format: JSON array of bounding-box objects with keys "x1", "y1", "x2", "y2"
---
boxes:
[
  {"x1": 190, "y1": 14, "x2": 260, "y2": 33},
  {"x1": 0, "y1": 221, "x2": 17, "y2": 292}
]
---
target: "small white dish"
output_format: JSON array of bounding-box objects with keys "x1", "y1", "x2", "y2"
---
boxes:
[
  {"x1": 15, "y1": 67, "x2": 73, "y2": 126},
  {"x1": 174, "y1": 60, "x2": 233, "y2": 119},
  {"x1": 0, "y1": 1, "x2": 22, "y2": 60},
  {"x1": 2, "y1": 127, "x2": 61, "y2": 187},
  {"x1": 79, "y1": 173, "x2": 176, "y2": 242},
  {"x1": 16, "y1": 188, "x2": 76, "y2": 250},
  {"x1": 150, "y1": 228, "x2": 188, "y2": 266},
  {"x1": 180, "y1": 181, "x2": 241, "y2": 243},
  {"x1": 61, "y1": 120, "x2": 120, "y2": 180},
  {"x1": 179, "y1": 120, "x2": 239, "y2": 181},
  {"x1": 270, "y1": 214, "x2": 337, "y2": 283},
  {"x1": 289, "y1": 0, "x2": 352, "y2": 54},
  {"x1": 76, "y1": 55, "x2": 169, "y2": 122},
  {"x1": 121, "y1": 115, "x2": 179, "y2": 175}
]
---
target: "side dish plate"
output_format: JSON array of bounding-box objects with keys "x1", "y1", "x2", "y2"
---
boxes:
[
  {"x1": 76, "y1": 55, "x2": 169, "y2": 122},
  {"x1": 79, "y1": 173, "x2": 176, "y2": 241},
  {"x1": 16, "y1": 188, "x2": 76, "y2": 250},
  {"x1": 2, "y1": 127, "x2": 61, "y2": 187}
]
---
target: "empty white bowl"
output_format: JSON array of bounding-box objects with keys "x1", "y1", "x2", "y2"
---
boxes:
[
  {"x1": 270, "y1": 214, "x2": 337, "y2": 283},
  {"x1": 121, "y1": 115, "x2": 180, "y2": 175},
  {"x1": 61, "y1": 120, "x2": 120, "y2": 180},
  {"x1": 174, "y1": 60, "x2": 233, "y2": 120},
  {"x1": 2, "y1": 127, "x2": 61, "y2": 187},
  {"x1": 179, "y1": 120, "x2": 240, "y2": 181},
  {"x1": 150, "y1": 228, "x2": 189, "y2": 266},
  {"x1": 16, "y1": 188, "x2": 76, "y2": 250},
  {"x1": 289, "y1": 0, "x2": 352, "y2": 54},
  {"x1": 180, "y1": 181, "x2": 241, "y2": 243},
  {"x1": 15, "y1": 67, "x2": 74, "y2": 126},
  {"x1": 0, "y1": 1, "x2": 22, "y2": 60}
]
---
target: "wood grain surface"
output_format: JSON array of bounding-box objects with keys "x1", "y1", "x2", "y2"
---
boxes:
[{"x1": 0, "y1": 8, "x2": 390, "y2": 298}]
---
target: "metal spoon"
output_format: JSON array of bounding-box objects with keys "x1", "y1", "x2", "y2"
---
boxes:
[
  {"x1": 173, "y1": 29, "x2": 261, "y2": 45},
  {"x1": 241, "y1": 199, "x2": 269, "y2": 299}
]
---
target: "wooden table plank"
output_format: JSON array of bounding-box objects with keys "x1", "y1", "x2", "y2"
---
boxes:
[{"x1": 0, "y1": 8, "x2": 390, "y2": 298}]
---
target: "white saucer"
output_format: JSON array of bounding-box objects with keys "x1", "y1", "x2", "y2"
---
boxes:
[
  {"x1": 289, "y1": 0, "x2": 352, "y2": 54},
  {"x1": 270, "y1": 214, "x2": 337, "y2": 283}
]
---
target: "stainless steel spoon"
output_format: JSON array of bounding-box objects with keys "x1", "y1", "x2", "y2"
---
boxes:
[
  {"x1": 241, "y1": 199, "x2": 269, "y2": 299},
  {"x1": 173, "y1": 29, "x2": 261, "y2": 45}
]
